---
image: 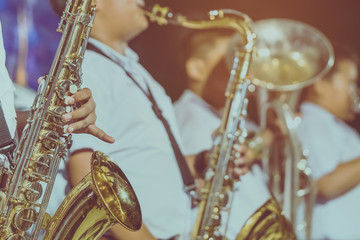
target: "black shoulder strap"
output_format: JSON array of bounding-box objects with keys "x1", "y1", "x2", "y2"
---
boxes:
[{"x1": 86, "y1": 43, "x2": 198, "y2": 201}]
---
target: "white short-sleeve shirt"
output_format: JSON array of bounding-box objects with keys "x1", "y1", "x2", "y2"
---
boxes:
[
  {"x1": 298, "y1": 102, "x2": 360, "y2": 239},
  {"x1": 69, "y1": 38, "x2": 192, "y2": 239},
  {"x1": 174, "y1": 90, "x2": 259, "y2": 155},
  {"x1": 174, "y1": 90, "x2": 270, "y2": 239},
  {"x1": 0, "y1": 22, "x2": 16, "y2": 139}
]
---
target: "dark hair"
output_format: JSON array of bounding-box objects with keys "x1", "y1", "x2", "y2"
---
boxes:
[
  {"x1": 49, "y1": 0, "x2": 67, "y2": 17},
  {"x1": 300, "y1": 42, "x2": 359, "y2": 104},
  {"x1": 180, "y1": 29, "x2": 234, "y2": 61},
  {"x1": 178, "y1": 28, "x2": 235, "y2": 81},
  {"x1": 324, "y1": 42, "x2": 359, "y2": 81}
]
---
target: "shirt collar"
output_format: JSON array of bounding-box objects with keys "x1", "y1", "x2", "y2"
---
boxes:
[
  {"x1": 300, "y1": 102, "x2": 337, "y2": 122},
  {"x1": 88, "y1": 38, "x2": 139, "y2": 66}
]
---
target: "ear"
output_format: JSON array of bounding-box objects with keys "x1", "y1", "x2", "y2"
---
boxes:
[
  {"x1": 313, "y1": 78, "x2": 331, "y2": 98},
  {"x1": 185, "y1": 57, "x2": 207, "y2": 83}
]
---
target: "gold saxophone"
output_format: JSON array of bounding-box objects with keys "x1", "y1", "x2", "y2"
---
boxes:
[
  {"x1": 145, "y1": 5, "x2": 296, "y2": 240},
  {"x1": 0, "y1": 0, "x2": 141, "y2": 239}
]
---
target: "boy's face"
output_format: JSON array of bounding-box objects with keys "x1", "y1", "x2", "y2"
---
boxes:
[
  {"x1": 201, "y1": 37, "x2": 231, "y2": 108},
  {"x1": 96, "y1": 0, "x2": 148, "y2": 41},
  {"x1": 325, "y1": 59, "x2": 358, "y2": 120}
]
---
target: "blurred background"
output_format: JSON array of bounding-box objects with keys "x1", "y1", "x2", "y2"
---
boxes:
[{"x1": 1, "y1": 0, "x2": 360, "y2": 124}]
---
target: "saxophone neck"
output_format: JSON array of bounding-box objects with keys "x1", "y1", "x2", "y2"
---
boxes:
[
  {"x1": 143, "y1": 4, "x2": 177, "y2": 26},
  {"x1": 143, "y1": 4, "x2": 256, "y2": 49}
]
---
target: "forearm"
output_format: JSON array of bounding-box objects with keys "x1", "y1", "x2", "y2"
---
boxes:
[
  {"x1": 68, "y1": 150, "x2": 93, "y2": 187},
  {"x1": 109, "y1": 223, "x2": 156, "y2": 240},
  {"x1": 317, "y1": 157, "x2": 360, "y2": 202}
]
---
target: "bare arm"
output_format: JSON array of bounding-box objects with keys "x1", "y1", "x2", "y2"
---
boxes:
[
  {"x1": 68, "y1": 151, "x2": 93, "y2": 187},
  {"x1": 68, "y1": 151, "x2": 156, "y2": 240},
  {"x1": 317, "y1": 156, "x2": 360, "y2": 202},
  {"x1": 109, "y1": 223, "x2": 156, "y2": 240}
]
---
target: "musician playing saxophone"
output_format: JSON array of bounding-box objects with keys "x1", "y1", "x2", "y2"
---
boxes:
[
  {"x1": 174, "y1": 28, "x2": 271, "y2": 239},
  {"x1": 0, "y1": 17, "x2": 116, "y2": 236},
  {"x1": 49, "y1": 0, "x2": 250, "y2": 239}
]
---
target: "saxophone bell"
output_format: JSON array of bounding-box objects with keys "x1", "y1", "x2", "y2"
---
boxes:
[{"x1": 43, "y1": 151, "x2": 142, "y2": 240}]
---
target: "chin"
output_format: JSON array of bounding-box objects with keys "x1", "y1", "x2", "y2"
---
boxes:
[
  {"x1": 135, "y1": 14, "x2": 149, "y2": 31},
  {"x1": 138, "y1": 19, "x2": 149, "y2": 33},
  {"x1": 141, "y1": 18, "x2": 149, "y2": 31},
  {"x1": 129, "y1": 22, "x2": 148, "y2": 41}
]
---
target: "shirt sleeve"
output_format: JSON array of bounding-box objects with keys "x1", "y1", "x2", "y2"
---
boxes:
[
  {"x1": 69, "y1": 53, "x2": 114, "y2": 155},
  {"x1": 337, "y1": 122, "x2": 360, "y2": 164},
  {"x1": 298, "y1": 117, "x2": 342, "y2": 180},
  {"x1": 174, "y1": 100, "x2": 217, "y2": 156},
  {"x1": 180, "y1": 117, "x2": 215, "y2": 155}
]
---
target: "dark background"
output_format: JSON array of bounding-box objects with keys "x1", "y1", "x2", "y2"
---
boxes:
[{"x1": 131, "y1": 0, "x2": 360, "y2": 101}]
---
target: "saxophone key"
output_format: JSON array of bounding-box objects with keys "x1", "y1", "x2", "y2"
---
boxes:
[
  {"x1": 23, "y1": 182, "x2": 43, "y2": 202},
  {"x1": 78, "y1": 12, "x2": 91, "y2": 25},
  {"x1": 210, "y1": 213, "x2": 221, "y2": 228},
  {"x1": 69, "y1": 84, "x2": 78, "y2": 94},
  {"x1": 13, "y1": 208, "x2": 38, "y2": 232},
  {"x1": 40, "y1": 212, "x2": 51, "y2": 230},
  {"x1": 49, "y1": 106, "x2": 66, "y2": 124},
  {"x1": 41, "y1": 131, "x2": 60, "y2": 150},
  {"x1": 217, "y1": 191, "x2": 229, "y2": 207},
  {"x1": 66, "y1": 134, "x2": 73, "y2": 149},
  {"x1": 65, "y1": 106, "x2": 72, "y2": 113},
  {"x1": 63, "y1": 124, "x2": 69, "y2": 134},
  {"x1": 56, "y1": 80, "x2": 72, "y2": 99},
  {"x1": 34, "y1": 155, "x2": 51, "y2": 177}
]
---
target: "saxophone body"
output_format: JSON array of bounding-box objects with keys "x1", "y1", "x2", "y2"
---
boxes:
[
  {"x1": 0, "y1": 0, "x2": 141, "y2": 239},
  {"x1": 145, "y1": 5, "x2": 296, "y2": 240}
]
